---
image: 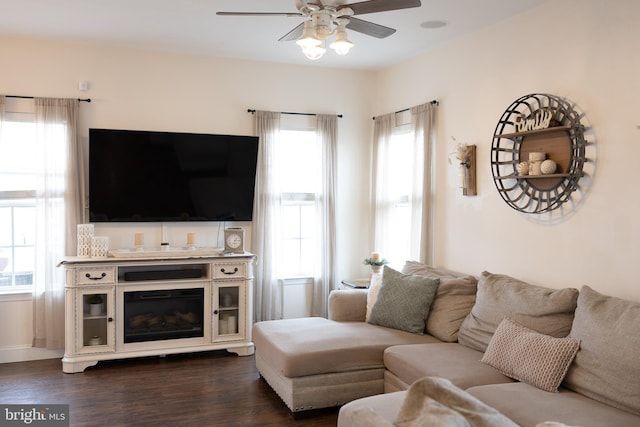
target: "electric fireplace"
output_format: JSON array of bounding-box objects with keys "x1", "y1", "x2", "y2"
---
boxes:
[{"x1": 123, "y1": 288, "x2": 204, "y2": 343}]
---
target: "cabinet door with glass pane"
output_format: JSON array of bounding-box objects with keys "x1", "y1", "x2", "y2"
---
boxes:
[
  {"x1": 212, "y1": 281, "x2": 247, "y2": 342},
  {"x1": 74, "y1": 286, "x2": 116, "y2": 354}
]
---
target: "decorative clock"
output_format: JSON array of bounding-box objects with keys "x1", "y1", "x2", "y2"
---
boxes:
[
  {"x1": 224, "y1": 227, "x2": 245, "y2": 254},
  {"x1": 490, "y1": 93, "x2": 589, "y2": 214}
]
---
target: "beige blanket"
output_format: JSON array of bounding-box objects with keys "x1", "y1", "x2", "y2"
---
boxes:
[
  {"x1": 395, "y1": 377, "x2": 518, "y2": 427},
  {"x1": 349, "y1": 377, "x2": 518, "y2": 427}
]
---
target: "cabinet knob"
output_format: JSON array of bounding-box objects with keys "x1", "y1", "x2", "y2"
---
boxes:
[
  {"x1": 107, "y1": 317, "x2": 113, "y2": 322},
  {"x1": 213, "y1": 310, "x2": 219, "y2": 315},
  {"x1": 85, "y1": 272, "x2": 107, "y2": 280}
]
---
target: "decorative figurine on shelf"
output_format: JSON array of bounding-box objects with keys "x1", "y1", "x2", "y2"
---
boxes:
[
  {"x1": 363, "y1": 252, "x2": 388, "y2": 275},
  {"x1": 513, "y1": 109, "x2": 559, "y2": 132},
  {"x1": 517, "y1": 154, "x2": 558, "y2": 176},
  {"x1": 516, "y1": 161, "x2": 529, "y2": 176},
  {"x1": 541, "y1": 159, "x2": 557, "y2": 174}
]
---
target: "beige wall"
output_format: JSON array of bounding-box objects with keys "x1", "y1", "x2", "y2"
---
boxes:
[{"x1": 373, "y1": 0, "x2": 640, "y2": 301}]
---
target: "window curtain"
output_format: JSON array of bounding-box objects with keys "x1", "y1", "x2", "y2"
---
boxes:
[
  {"x1": 371, "y1": 112, "x2": 396, "y2": 260},
  {"x1": 312, "y1": 114, "x2": 337, "y2": 317},
  {"x1": 371, "y1": 102, "x2": 436, "y2": 265},
  {"x1": 32, "y1": 98, "x2": 82, "y2": 349},
  {"x1": 252, "y1": 111, "x2": 283, "y2": 321},
  {"x1": 0, "y1": 96, "x2": 5, "y2": 130},
  {"x1": 410, "y1": 103, "x2": 436, "y2": 265}
]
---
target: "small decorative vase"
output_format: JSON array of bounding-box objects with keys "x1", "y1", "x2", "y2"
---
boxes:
[
  {"x1": 89, "y1": 303, "x2": 102, "y2": 316},
  {"x1": 371, "y1": 265, "x2": 382, "y2": 275}
]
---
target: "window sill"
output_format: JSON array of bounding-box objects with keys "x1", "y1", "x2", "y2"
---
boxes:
[{"x1": 0, "y1": 290, "x2": 33, "y2": 302}]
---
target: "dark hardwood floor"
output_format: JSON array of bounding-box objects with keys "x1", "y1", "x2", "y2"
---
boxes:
[{"x1": 0, "y1": 351, "x2": 339, "y2": 426}]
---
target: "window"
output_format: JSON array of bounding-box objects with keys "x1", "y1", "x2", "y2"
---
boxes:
[
  {"x1": 378, "y1": 125, "x2": 416, "y2": 266},
  {"x1": 278, "y1": 128, "x2": 319, "y2": 278},
  {"x1": 0, "y1": 113, "x2": 37, "y2": 292},
  {"x1": 383, "y1": 126, "x2": 415, "y2": 265}
]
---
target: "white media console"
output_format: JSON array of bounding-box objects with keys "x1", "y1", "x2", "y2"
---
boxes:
[{"x1": 60, "y1": 251, "x2": 256, "y2": 373}]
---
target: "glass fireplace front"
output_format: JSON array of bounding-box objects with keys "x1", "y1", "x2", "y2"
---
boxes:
[{"x1": 123, "y1": 288, "x2": 204, "y2": 343}]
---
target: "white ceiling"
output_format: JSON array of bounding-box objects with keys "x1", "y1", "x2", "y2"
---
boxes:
[{"x1": 0, "y1": 0, "x2": 546, "y2": 70}]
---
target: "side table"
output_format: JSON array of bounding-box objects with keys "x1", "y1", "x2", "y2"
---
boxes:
[{"x1": 339, "y1": 278, "x2": 371, "y2": 290}]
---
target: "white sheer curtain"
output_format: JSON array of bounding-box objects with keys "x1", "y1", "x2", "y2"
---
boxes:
[
  {"x1": 410, "y1": 103, "x2": 436, "y2": 264},
  {"x1": 0, "y1": 96, "x2": 4, "y2": 130},
  {"x1": 312, "y1": 114, "x2": 337, "y2": 317},
  {"x1": 32, "y1": 98, "x2": 82, "y2": 349},
  {"x1": 371, "y1": 112, "x2": 396, "y2": 260},
  {"x1": 252, "y1": 111, "x2": 283, "y2": 321},
  {"x1": 371, "y1": 102, "x2": 436, "y2": 265}
]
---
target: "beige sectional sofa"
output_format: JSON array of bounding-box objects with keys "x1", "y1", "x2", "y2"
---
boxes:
[{"x1": 253, "y1": 262, "x2": 640, "y2": 426}]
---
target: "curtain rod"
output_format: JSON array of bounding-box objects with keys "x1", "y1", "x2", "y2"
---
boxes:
[
  {"x1": 247, "y1": 109, "x2": 342, "y2": 118},
  {"x1": 372, "y1": 99, "x2": 438, "y2": 120},
  {"x1": 5, "y1": 95, "x2": 91, "y2": 103}
]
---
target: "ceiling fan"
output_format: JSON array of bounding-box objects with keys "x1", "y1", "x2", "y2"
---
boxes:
[{"x1": 217, "y1": 0, "x2": 422, "y2": 60}]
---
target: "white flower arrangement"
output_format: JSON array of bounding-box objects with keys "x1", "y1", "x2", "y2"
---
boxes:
[{"x1": 449, "y1": 136, "x2": 472, "y2": 166}]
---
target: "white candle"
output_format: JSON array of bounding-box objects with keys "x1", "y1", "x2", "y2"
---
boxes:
[
  {"x1": 372, "y1": 252, "x2": 381, "y2": 261},
  {"x1": 187, "y1": 232, "x2": 196, "y2": 245},
  {"x1": 134, "y1": 233, "x2": 144, "y2": 246}
]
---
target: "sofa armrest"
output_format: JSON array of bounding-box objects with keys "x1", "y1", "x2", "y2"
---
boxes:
[{"x1": 328, "y1": 289, "x2": 368, "y2": 322}]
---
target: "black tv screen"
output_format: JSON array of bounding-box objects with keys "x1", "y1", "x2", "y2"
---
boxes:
[{"x1": 89, "y1": 128, "x2": 259, "y2": 222}]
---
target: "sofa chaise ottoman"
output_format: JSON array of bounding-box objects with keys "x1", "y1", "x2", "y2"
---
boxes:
[
  {"x1": 252, "y1": 264, "x2": 479, "y2": 412},
  {"x1": 252, "y1": 304, "x2": 441, "y2": 412}
]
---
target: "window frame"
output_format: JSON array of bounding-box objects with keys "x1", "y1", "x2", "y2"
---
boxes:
[
  {"x1": 277, "y1": 126, "x2": 319, "y2": 280},
  {"x1": 0, "y1": 107, "x2": 38, "y2": 295}
]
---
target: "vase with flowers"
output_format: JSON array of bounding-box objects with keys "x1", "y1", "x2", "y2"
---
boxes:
[{"x1": 363, "y1": 252, "x2": 389, "y2": 275}]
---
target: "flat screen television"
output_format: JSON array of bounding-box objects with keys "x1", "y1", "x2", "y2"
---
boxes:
[{"x1": 89, "y1": 128, "x2": 259, "y2": 222}]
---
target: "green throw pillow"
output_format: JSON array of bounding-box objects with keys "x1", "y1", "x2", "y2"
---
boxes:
[{"x1": 368, "y1": 266, "x2": 440, "y2": 334}]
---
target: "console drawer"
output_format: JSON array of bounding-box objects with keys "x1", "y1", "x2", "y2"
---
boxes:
[
  {"x1": 76, "y1": 267, "x2": 116, "y2": 285},
  {"x1": 213, "y1": 263, "x2": 246, "y2": 279}
]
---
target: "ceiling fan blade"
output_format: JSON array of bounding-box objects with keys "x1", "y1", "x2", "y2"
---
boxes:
[
  {"x1": 278, "y1": 22, "x2": 306, "y2": 42},
  {"x1": 216, "y1": 12, "x2": 303, "y2": 17},
  {"x1": 346, "y1": 17, "x2": 396, "y2": 38},
  {"x1": 339, "y1": 0, "x2": 421, "y2": 16}
]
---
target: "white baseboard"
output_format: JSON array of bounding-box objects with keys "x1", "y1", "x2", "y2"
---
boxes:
[{"x1": 0, "y1": 345, "x2": 63, "y2": 364}]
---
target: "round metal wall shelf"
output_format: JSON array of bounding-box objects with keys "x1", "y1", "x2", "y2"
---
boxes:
[{"x1": 491, "y1": 93, "x2": 587, "y2": 214}]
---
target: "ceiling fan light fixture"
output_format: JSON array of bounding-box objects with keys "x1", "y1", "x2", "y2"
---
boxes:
[
  {"x1": 330, "y1": 26, "x2": 354, "y2": 55},
  {"x1": 302, "y1": 44, "x2": 326, "y2": 60},
  {"x1": 296, "y1": 20, "x2": 321, "y2": 49}
]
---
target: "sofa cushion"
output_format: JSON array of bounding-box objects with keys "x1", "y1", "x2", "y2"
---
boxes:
[
  {"x1": 384, "y1": 343, "x2": 513, "y2": 390},
  {"x1": 481, "y1": 317, "x2": 579, "y2": 392},
  {"x1": 368, "y1": 266, "x2": 439, "y2": 334},
  {"x1": 467, "y1": 382, "x2": 640, "y2": 427},
  {"x1": 253, "y1": 317, "x2": 441, "y2": 378},
  {"x1": 366, "y1": 272, "x2": 383, "y2": 321},
  {"x1": 329, "y1": 289, "x2": 368, "y2": 322},
  {"x1": 562, "y1": 285, "x2": 640, "y2": 415},
  {"x1": 402, "y1": 261, "x2": 478, "y2": 342},
  {"x1": 458, "y1": 271, "x2": 579, "y2": 352}
]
